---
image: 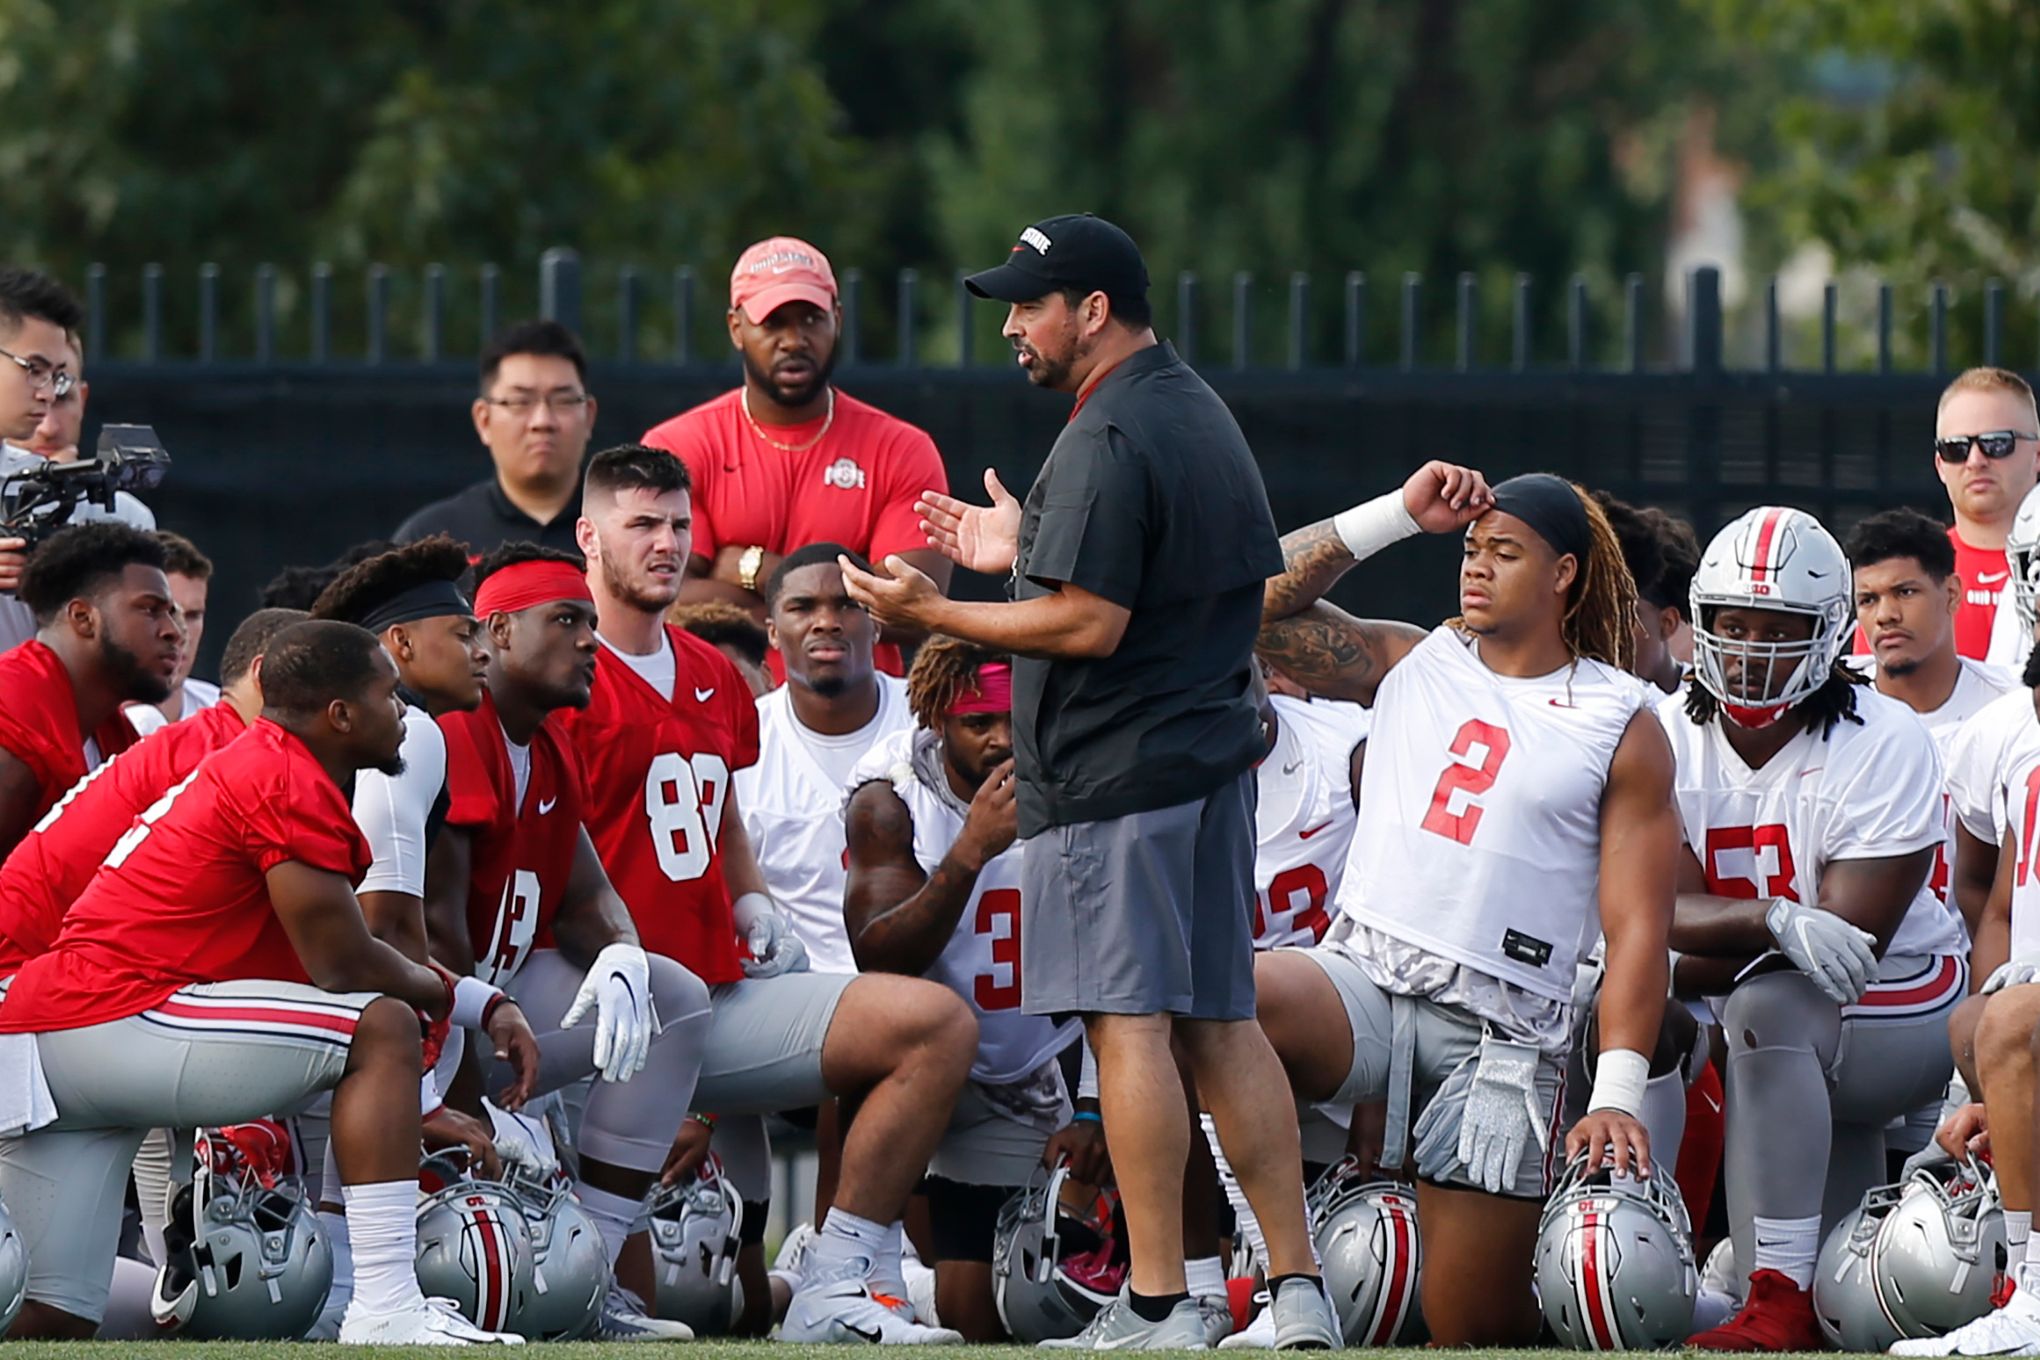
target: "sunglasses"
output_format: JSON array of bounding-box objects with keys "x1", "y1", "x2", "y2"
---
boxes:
[{"x1": 1936, "y1": 429, "x2": 2039, "y2": 462}]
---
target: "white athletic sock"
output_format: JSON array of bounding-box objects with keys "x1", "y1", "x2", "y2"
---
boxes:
[
  {"x1": 874, "y1": 1219, "x2": 906, "y2": 1288},
  {"x1": 2010, "y1": 1210, "x2": 2033, "y2": 1274},
  {"x1": 572, "y1": 1182, "x2": 642, "y2": 1269},
  {"x1": 317, "y1": 1208, "x2": 355, "y2": 1326},
  {"x1": 1750, "y1": 1214, "x2": 1821, "y2": 1290},
  {"x1": 809, "y1": 1206, "x2": 888, "y2": 1280},
  {"x1": 2016, "y1": 1258, "x2": 2040, "y2": 1307},
  {"x1": 342, "y1": 1180, "x2": 425, "y2": 1315},
  {"x1": 1186, "y1": 1255, "x2": 1227, "y2": 1302}
]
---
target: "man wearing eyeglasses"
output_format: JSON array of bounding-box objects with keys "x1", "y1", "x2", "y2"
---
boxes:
[
  {"x1": 394, "y1": 319, "x2": 597, "y2": 560},
  {"x1": 1921, "y1": 367, "x2": 2040, "y2": 666},
  {"x1": 0, "y1": 268, "x2": 156, "y2": 654}
]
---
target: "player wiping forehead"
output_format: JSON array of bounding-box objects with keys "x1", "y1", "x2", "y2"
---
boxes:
[{"x1": 1252, "y1": 463, "x2": 1677, "y2": 1347}]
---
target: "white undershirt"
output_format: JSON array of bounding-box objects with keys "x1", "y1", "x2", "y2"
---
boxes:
[
  {"x1": 600, "y1": 633, "x2": 675, "y2": 702},
  {"x1": 503, "y1": 730, "x2": 532, "y2": 812},
  {"x1": 353, "y1": 704, "x2": 448, "y2": 898}
]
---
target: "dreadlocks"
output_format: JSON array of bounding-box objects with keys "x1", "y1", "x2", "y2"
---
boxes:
[
  {"x1": 907, "y1": 635, "x2": 1008, "y2": 731},
  {"x1": 1684, "y1": 655, "x2": 1868, "y2": 737}
]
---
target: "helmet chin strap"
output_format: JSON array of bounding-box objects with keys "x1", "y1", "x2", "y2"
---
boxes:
[{"x1": 1722, "y1": 700, "x2": 1791, "y2": 730}]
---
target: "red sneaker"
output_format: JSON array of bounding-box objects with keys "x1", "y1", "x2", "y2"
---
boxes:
[{"x1": 1688, "y1": 1269, "x2": 1826, "y2": 1351}]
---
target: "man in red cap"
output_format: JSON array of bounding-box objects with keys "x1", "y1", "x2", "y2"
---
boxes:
[{"x1": 641, "y1": 236, "x2": 952, "y2": 677}]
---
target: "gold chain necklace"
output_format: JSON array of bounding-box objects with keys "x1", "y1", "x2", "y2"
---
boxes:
[{"x1": 742, "y1": 386, "x2": 835, "y2": 453}]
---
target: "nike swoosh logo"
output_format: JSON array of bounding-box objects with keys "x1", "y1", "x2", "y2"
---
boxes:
[
  {"x1": 538, "y1": 797, "x2": 557, "y2": 815},
  {"x1": 1281, "y1": 760, "x2": 1304, "y2": 775},
  {"x1": 1299, "y1": 821, "x2": 1334, "y2": 839},
  {"x1": 1978, "y1": 571, "x2": 2010, "y2": 585},
  {"x1": 1798, "y1": 767, "x2": 1823, "y2": 777},
  {"x1": 1548, "y1": 698, "x2": 1575, "y2": 708},
  {"x1": 841, "y1": 1322, "x2": 883, "y2": 1344},
  {"x1": 694, "y1": 687, "x2": 716, "y2": 702}
]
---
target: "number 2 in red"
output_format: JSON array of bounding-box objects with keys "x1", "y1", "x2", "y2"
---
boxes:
[{"x1": 1421, "y1": 719, "x2": 1511, "y2": 845}]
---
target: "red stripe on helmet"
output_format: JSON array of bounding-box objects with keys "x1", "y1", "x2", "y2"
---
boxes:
[
  {"x1": 1582, "y1": 1205, "x2": 1618, "y2": 1350},
  {"x1": 1748, "y1": 507, "x2": 1788, "y2": 584},
  {"x1": 1370, "y1": 1200, "x2": 1414, "y2": 1345}
]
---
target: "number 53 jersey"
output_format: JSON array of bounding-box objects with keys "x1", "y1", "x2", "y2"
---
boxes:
[
  {"x1": 1655, "y1": 683, "x2": 1963, "y2": 963},
  {"x1": 1337, "y1": 626, "x2": 1650, "y2": 1003}
]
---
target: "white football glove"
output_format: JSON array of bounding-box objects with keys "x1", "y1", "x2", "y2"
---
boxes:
[
  {"x1": 560, "y1": 942, "x2": 655, "y2": 1082},
  {"x1": 1981, "y1": 959, "x2": 2040, "y2": 995},
  {"x1": 1764, "y1": 899, "x2": 1877, "y2": 1005},
  {"x1": 734, "y1": 892, "x2": 810, "y2": 979},
  {"x1": 1413, "y1": 1036, "x2": 1549, "y2": 1195}
]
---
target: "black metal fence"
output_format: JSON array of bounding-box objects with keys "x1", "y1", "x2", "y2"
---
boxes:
[{"x1": 51, "y1": 254, "x2": 2025, "y2": 672}]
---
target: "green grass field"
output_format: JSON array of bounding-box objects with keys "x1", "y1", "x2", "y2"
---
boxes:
[{"x1": 0, "y1": 1348, "x2": 1847, "y2": 1359}]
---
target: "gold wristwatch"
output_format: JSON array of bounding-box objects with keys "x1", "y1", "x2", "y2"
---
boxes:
[{"x1": 738, "y1": 544, "x2": 765, "y2": 593}]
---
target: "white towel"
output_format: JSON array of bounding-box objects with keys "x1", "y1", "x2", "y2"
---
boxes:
[{"x1": 0, "y1": 1031, "x2": 57, "y2": 1136}]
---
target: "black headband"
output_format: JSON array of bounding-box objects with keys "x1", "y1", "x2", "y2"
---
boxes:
[
  {"x1": 358, "y1": 579, "x2": 472, "y2": 633},
  {"x1": 1489, "y1": 473, "x2": 1592, "y2": 564}
]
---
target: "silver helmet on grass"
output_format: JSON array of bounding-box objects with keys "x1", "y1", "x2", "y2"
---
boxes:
[
  {"x1": 1308, "y1": 1158, "x2": 1423, "y2": 1346},
  {"x1": 414, "y1": 1150, "x2": 536, "y2": 1335},
  {"x1": 502, "y1": 1157, "x2": 608, "y2": 1341},
  {"x1": 1814, "y1": 1180, "x2": 1908, "y2": 1351},
  {"x1": 1871, "y1": 1155, "x2": 2006, "y2": 1341},
  {"x1": 648, "y1": 1153, "x2": 745, "y2": 1335},
  {"x1": 1534, "y1": 1154, "x2": 1696, "y2": 1350},
  {"x1": 992, "y1": 1161, "x2": 1127, "y2": 1342}
]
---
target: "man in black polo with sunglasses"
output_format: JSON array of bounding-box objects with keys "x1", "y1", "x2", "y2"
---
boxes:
[{"x1": 1929, "y1": 367, "x2": 2040, "y2": 663}]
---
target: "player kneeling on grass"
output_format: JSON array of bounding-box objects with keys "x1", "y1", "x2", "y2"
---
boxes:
[
  {"x1": 843, "y1": 638, "x2": 1100, "y2": 1341},
  {"x1": 0, "y1": 621, "x2": 517, "y2": 1345}
]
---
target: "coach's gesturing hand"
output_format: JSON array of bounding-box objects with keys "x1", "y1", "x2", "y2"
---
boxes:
[
  {"x1": 562, "y1": 941, "x2": 655, "y2": 1082},
  {"x1": 917, "y1": 467, "x2": 1021, "y2": 575},
  {"x1": 1764, "y1": 898, "x2": 1877, "y2": 1004}
]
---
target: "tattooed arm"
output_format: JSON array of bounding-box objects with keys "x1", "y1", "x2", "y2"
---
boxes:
[
  {"x1": 1257, "y1": 461, "x2": 1492, "y2": 704},
  {"x1": 845, "y1": 759, "x2": 1017, "y2": 977}
]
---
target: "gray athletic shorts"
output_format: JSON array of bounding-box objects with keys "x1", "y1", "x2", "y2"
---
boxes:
[
  {"x1": 691, "y1": 971, "x2": 854, "y2": 1114},
  {"x1": 928, "y1": 1060, "x2": 1069, "y2": 1187},
  {"x1": 1295, "y1": 941, "x2": 1565, "y2": 1199},
  {"x1": 0, "y1": 979, "x2": 379, "y2": 1322},
  {"x1": 1020, "y1": 770, "x2": 1258, "y2": 1021}
]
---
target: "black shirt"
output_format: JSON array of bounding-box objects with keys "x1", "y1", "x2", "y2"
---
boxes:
[
  {"x1": 1010, "y1": 341, "x2": 1283, "y2": 836},
  {"x1": 394, "y1": 477, "x2": 583, "y2": 559}
]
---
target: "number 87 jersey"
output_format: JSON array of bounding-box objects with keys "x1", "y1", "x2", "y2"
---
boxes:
[
  {"x1": 557, "y1": 627, "x2": 762, "y2": 985},
  {"x1": 1337, "y1": 627, "x2": 1651, "y2": 1005}
]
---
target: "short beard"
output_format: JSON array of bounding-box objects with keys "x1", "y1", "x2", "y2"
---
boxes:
[
  {"x1": 803, "y1": 670, "x2": 849, "y2": 699},
  {"x1": 1881, "y1": 654, "x2": 1921, "y2": 678},
  {"x1": 742, "y1": 345, "x2": 838, "y2": 409},
  {"x1": 102, "y1": 636, "x2": 172, "y2": 705},
  {"x1": 373, "y1": 753, "x2": 408, "y2": 779},
  {"x1": 597, "y1": 553, "x2": 676, "y2": 613}
]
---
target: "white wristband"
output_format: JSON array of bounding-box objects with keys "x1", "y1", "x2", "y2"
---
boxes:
[
  {"x1": 1332, "y1": 491, "x2": 1421, "y2": 561},
  {"x1": 1588, "y1": 1047, "x2": 1650, "y2": 1117},
  {"x1": 451, "y1": 975, "x2": 505, "y2": 1029}
]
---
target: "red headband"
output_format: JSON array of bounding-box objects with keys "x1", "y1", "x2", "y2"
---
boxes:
[
  {"x1": 948, "y1": 662, "x2": 1013, "y2": 716},
  {"x1": 473, "y1": 561, "x2": 594, "y2": 617}
]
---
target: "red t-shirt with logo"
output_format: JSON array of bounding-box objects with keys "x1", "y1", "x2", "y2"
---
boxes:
[
  {"x1": 641, "y1": 387, "x2": 949, "y2": 677},
  {"x1": 0, "y1": 720, "x2": 370, "y2": 1033},
  {"x1": 1852, "y1": 526, "x2": 2006, "y2": 661},
  {"x1": 0, "y1": 702, "x2": 248, "y2": 973}
]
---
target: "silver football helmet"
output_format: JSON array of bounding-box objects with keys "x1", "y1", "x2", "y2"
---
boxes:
[
  {"x1": 502, "y1": 1158, "x2": 608, "y2": 1341},
  {"x1": 1309, "y1": 1158, "x2": 1424, "y2": 1346},
  {"x1": 149, "y1": 1123, "x2": 333, "y2": 1339},
  {"x1": 992, "y1": 1162, "x2": 1128, "y2": 1342},
  {"x1": 1535, "y1": 1155, "x2": 1696, "y2": 1350},
  {"x1": 2008, "y1": 483, "x2": 2040, "y2": 637},
  {"x1": 0, "y1": 1199, "x2": 23, "y2": 1336},
  {"x1": 1873, "y1": 1156, "x2": 2006, "y2": 1340},
  {"x1": 1814, "y1": 1180, "x2": 1908, "y2": 1351},
  {"x1": 647, "y1": 1153, "x2": 744, "y2": 1335},
  {"x1": 415, "y1": 1161, "x2": 537, "y2": 1335}
]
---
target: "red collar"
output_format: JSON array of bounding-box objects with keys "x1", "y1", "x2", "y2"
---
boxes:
[{"x1": 1068, "y1": 356, "x2": 1131, "y2": 424}]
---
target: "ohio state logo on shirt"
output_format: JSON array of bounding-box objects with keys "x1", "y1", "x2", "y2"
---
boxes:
[{"x1": 822, "y1": 457, "x2": 866, "y2": 490}]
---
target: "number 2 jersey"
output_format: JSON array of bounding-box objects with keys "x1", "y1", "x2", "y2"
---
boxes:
[
  {"x1": 1253, "y1": 694, "x2": 1368, "y2": 949},
  {"x1": 555, "y1": 626, "x2": 760, "y2": 985},
  {"x1": 1337, "y1": 626, "x2": 1650, "y2": 1005},
  {"x1": 847, "y1": 728, "x2": 1078, "y2": 1085},
  {"x1": 1656, "y1": 683, "x2": 1964, "y2": 963}
]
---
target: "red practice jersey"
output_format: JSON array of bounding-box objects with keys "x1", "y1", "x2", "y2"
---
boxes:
[
  {"x1": 557, "y1": 627, "x2": 759, "y2": 984},
  {"x1": 439, "y1": 691, "x2": 586, "y2": 986},
  {"x1": 0, "y1": 720, "x2": 370, "y2": 1033},
  {"x1": 0, "y1": 640, "x2": 139, "y2": 824},
  {"x1": 641, "y1": 388, "x2": 948, "y2": 678},
  {"x1": 0, "y1": 702, "x2": 248, "y2": 972}
]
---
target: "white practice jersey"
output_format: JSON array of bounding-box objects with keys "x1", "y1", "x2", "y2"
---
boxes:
[
  {"x1": 848, "y1": 729, "x2": 1079, "y2": 1085},
  {"x1": 1987, "y1": 582, "x2": 2031, "y2": 675},
  {"x1": 1988, "y1": 715, "x2": 2040, "y2": 962},
  {"x1": 1338, "y1": 627, "x2": 1650, "y2": 1003},
  {"x1": 1253, "y1": 695, "x2": 1369, "y2": 949},
  {"x1": 1906, "y1": 659, "x2": 2017, "y2": 911},
  {"x1": 1657, "y1": 684, "x2": 1965, "y2": 962},
  {"x1": 1946, "y1": 688, "x2": 2040, "y2": 848},
  {"x1": 737, "y1": 675, "x2": 911, "y2": 974}
]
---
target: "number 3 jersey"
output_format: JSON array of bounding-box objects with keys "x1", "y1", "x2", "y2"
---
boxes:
[
  {"x1": 1338, "y1": 626, "x2": 1649, "y2": 1004},
  {"x1": 439, "y1": 691, "x2": 587, "y2": 986},
  {"x1": 556, "y1": 626, "x2": 760, "y2": 985},
  {"x1": 847, "y1": 729, "x2": 1078, "y2": 1085},
  {"x1": 1253, "y1": 695, "x2": 1369, "y2": 949},
  {"x1": 1656, "y1": 683, "x2": 1964, "y2": 962}
]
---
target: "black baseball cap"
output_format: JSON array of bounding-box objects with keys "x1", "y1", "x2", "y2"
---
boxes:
[{"x1": 964, "y1": 213, "x2": 1150, "y2": 304}]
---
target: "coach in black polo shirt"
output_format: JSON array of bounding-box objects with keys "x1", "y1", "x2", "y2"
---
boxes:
[{"x1": 840, "y1": 214, "x2": 1336, "y2": 1348}]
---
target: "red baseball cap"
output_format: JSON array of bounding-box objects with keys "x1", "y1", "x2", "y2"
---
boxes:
[{"x1": 729, "y1": 237, "x2": 837, "y2": 321}]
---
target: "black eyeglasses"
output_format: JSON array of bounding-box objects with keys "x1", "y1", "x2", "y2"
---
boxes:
[
  {"x1": 1936, "y1": 430, "x2": 2039, "y2": 462},
  {"x1": 0, "y1": 345, "x2": 72, "y2": 398}
]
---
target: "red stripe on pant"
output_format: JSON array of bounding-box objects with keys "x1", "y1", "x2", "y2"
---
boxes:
[{"x1": 151, "y1": 998, "x2": 360, "y2": 1036}]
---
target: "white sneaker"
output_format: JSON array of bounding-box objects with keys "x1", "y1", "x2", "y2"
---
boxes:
[
  {"x1": 1195, "y1": 1293, "x2": 1236, "y2": 1346},
  {"x1": 1890, "y1": 1304, "x2": 2040, "y2": 1357},
  {"x1": 338, "y1": 1295, "x2": 525, "y2": 1345},
  {"x1": 598, "y1": 1283, "x2": 695, "y2": 1341},
  {"x1": 781, "y1": 1263, "x2": 964, "y2": 1344},
  {"x1": 1219, "y1": 1295, "x2": 1277, "y2": 1350}
]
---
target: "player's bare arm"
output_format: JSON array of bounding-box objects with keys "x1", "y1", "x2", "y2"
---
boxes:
[
  {"x1": 547, "y1": 825, "x2": 643, "y2": 967},
  {"x1": 1569, "y1": 710, "x2": 1676, "y2": 1176},
  {"x1": 1968, "y1": 829, "x2": 2017, "y2": 989},
  {"x1": 357, "y1": 890, "x2": 431, "y2": 965},
  {"x1": 418, "y1": 824, "x2": 482, "y2": 976},
  {"x1": 718, "y1": 782, "x2": 770, "y2": 899},
  {"x1": 1815, "y1": 851, "x2": 1935, "y2": 954},
  {"x1": 0, "y1": 748, "x2": 42, "y2": 861},
  {"x1": 1952, "y1": 821, "x2": 2000, "y2": 938},
  {"x1": 266, "y1": 858, "x2": 452, "y2": 1014},
  {"x1": 844, "y1": 759, "x2": 1015, "y2": 976},
  {"x1": 1256, "y1": 603, "x2": 1426, "y2": 706}
]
